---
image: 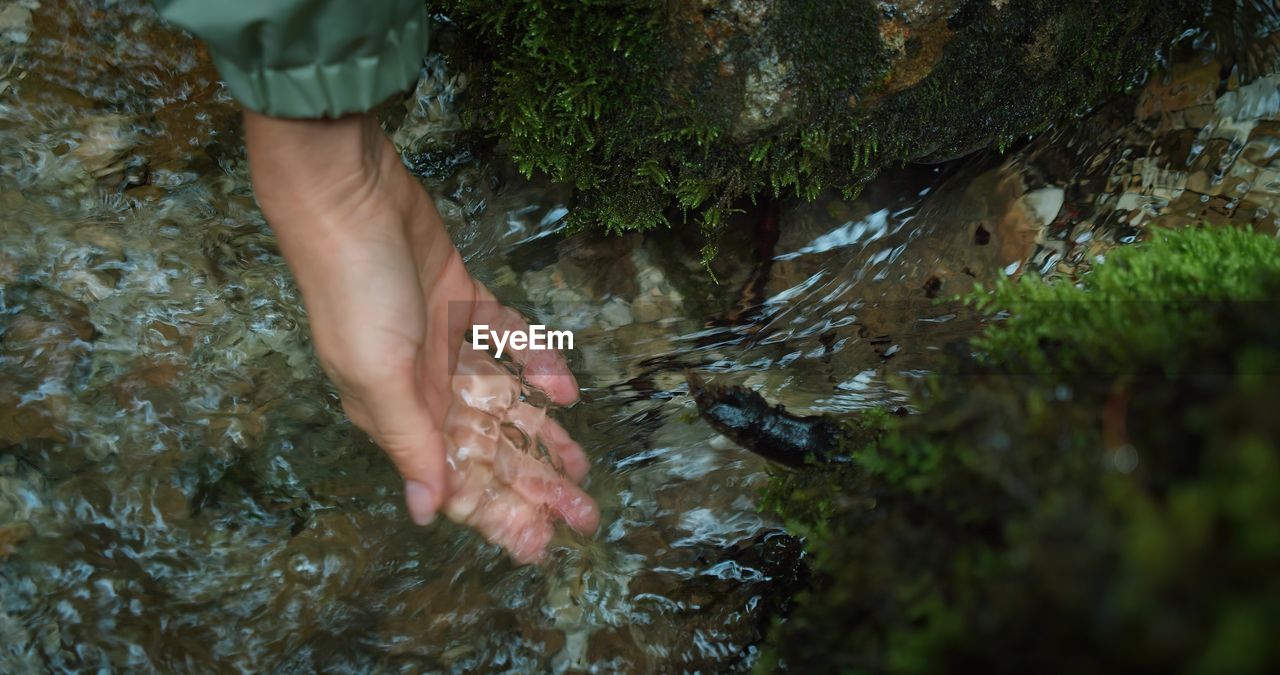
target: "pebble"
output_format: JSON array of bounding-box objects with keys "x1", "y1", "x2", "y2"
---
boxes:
[{"x1": 599, "y1": 297, "x2": 633, "y2": 328}]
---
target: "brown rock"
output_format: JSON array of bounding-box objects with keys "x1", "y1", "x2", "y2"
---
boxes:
[
  {"x1": 0, "y1": 521, "x2": 34, "y2": 557},
  {"x1": 556, "y1": 231, "x2": 641, "y2": 299},
  {"x1": 1136, "y1": 59, "x2": 1222, "y2": 121},
  {"x1": 0, "y1": 393, "x2": 68, "y2": 444}
]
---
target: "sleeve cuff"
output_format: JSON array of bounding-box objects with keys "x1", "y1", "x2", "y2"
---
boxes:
[{"x1": 209, "y1": 11, "x2": 428, "y2": 119}]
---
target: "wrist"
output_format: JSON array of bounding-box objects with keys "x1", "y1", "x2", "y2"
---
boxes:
[
  {"x1": 243, "y1": 110, "x2": 400, "y2": 224},
  {"x1": 240, "y1": 108, "x2": 453, "y2": 288}
]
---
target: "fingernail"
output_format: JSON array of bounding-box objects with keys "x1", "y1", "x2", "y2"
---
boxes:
[{"x1": 404, "y1": 480, "x2": 437, "y2": 526}]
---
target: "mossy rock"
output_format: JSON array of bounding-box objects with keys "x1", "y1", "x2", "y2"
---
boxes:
[
  {"x1": 433, "y1": 0, "x2": 1203, "y2": 259},
  {"x1": 760, "y1": 227, "x2": 1280, "y2": 672}
]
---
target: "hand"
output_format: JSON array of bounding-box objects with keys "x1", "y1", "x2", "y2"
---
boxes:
[{"x1": 243, "y1": 111, "x2": 598, "y2": 563}]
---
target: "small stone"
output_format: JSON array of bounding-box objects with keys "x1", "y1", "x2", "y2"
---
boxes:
[
  {"x1": 0, "y1": 521, "x2": 33, "y2": 557},
  {"x1": 433, "y1": 197, "x2": 465, "y2": 226},
  {"x1": 599, "y1": 297, "x2": 632, "y2": 327},
  {"x1": 0, "y1": 3, "x2": 33, "y2": 45},
  {"x1": 70, "y1": 114, "x2": 136, "y2": 178},
  {"x1": 630, "y1": 297, "x2": 665, "y2": 323},
  {"x1": 1021, "y1": 187, "x2": 1065, "y2": 228}
]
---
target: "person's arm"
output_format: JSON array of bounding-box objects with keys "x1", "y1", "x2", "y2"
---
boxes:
[
  {"x1": 243, "y1": 110, "x2": 596, "y2": 562},
  {"x1": 152, "y1": 2, "x2": 599, "y2": 562}
]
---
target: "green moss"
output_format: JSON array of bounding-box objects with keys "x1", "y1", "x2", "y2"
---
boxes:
[
  {"x1": 762, "y1": 227, "x2": 1280, "y2": 672},
  {"x1": 771, "y1": 0, "x2": 885, "y2": 112},
  {"x1": 434, "y1": 0, "x2": 1200, "y2": 261},
  {"x1": 967, "y1": 227, "x2": 1280, "y2": 377}
]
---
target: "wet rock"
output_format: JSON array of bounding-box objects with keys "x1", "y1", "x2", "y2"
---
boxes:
[
  {"x1": 110, "y1": 360, "x2": 183, "y2": 418},
  {"x1": 0, "y1": 1, "x2": 35, "y2": 46},
  {"x1": 687, "y1": 372, "x2": 853, "y2": 467},
  {"x1": 1042, "y1": 50, "x2": 1280, "y2": 241},
  {"x1": 745, "y1": 156, "x2": 1065, "y2": 388},
  {"x1": 957, "y1": 167, "x2": 1064, "y2": 274},
  {"x1": 599, "y1": 297, "x2": 633, "y2": 328},
  {"x1": 486, "y1": 264, "x2": 518, "y2": 290},
  {"x1": 581, "y1": 625, "x2": 651, "y2": 672},
  {"x1": 1136, "y1": 59, "x2": 1222, "y2": 121},
  {"x1": 0, "y1": 521, "x2": 33, "y2": 557},
  {"x1": 436, "y1": 0, "x2": 1201, "y2": 239},
  {"x1": 0, "y1": 287, "x2": 95, "y2": 445},
  {"x1": 391, "y1": 53, "x2": 469, "y2": 155},
  {"x1": 69, "y1": 114, "x2": 136, "y2": 179},
  {"x1": 629, "y1": 248, "x2": 684, "y2": 324},
  {"x1": 628, "y1": 296, "x2": 665, "y2": 324},
  {"x1": 555, "y1": 231, "x2": 640, "y2": 299},
  {"x1": 0, "y1": 393, "x2": 68, "y2": 445},
  {"x1": 521, "y1": 266, "x2": 595, "y2": 330}
]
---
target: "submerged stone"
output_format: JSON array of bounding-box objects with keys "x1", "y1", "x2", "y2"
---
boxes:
[{"x1": 686, "y1": 371, "x2": 854, "y2": 467}]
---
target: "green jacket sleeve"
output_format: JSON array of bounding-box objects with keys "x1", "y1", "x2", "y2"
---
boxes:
[{"x1": 151, "y1": 0, "x2": 428, "y2": 118}]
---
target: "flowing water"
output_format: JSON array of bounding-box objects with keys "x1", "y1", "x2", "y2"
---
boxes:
[{"x1": 2, "y1": 0, "x2": 1278, "y2": 672}]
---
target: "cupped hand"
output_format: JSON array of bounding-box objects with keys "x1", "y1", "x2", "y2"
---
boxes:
[{"x1": 243, "y1": 111, "x2": 597, "y2": 563}]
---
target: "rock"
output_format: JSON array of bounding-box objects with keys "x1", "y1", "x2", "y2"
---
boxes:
[
  {"x1": 1136, "y1": 60, "x2": 1221, "y2": 122},
  {"x1": 0, "y1": 288, "x2": 95, "y2": 446},
  {"x1": 0, "y1": 396, "x2": 67, "y2": 445},
  {"x1": 110, "y1": 360, "x2": 183, "y2": 418},
  {"x1": 1023, "y1": 187, "x2": 1065, "y2": 230},
  {"x1": 487, "y1": 264, "x2": 518, "y2": 289},
  {"x1": 687, "y1": 372, "x2": 856, "y2": 467},
  {"x1": 0, "y1": 1, "x2": 35, "y2": 46},
  {"x1": 555, "y1": 231, "x2": 640, "y2": 299},
  {"x1": 0, "y1": 521, "x2": 33, "y2": 557},
  {"x1": 630, "y1": 296, "x2": 666, "y2": 324},
  {"x1": 617, "y1": 529, "x2": 807, "y2": 672},
  {"x1": 435, "y1": 0, "x2": 1202, "y2": 241},
  {"x1": 599, "y1": 297, "x2": 633, "y2": 328},
  {"x1": 69, "y1": 114, "x2": 137, "y2": 178}
]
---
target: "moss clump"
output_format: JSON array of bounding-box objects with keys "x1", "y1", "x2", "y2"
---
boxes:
[
  {"x1": 434, "y1": 0, "x2": 1201, "y2": 260},
  {"x1": 761, "y1": 227, "x2": 1280, "y2": 672}
]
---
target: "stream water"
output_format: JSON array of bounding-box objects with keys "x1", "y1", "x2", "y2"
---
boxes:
[{"x1": 2, "y1": 0, "x2": 1278, "y2": 672}]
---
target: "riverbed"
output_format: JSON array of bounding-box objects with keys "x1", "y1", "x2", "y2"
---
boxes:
[{"x1": 1, "y1": 0, "x2": 1278, "y2": 671}]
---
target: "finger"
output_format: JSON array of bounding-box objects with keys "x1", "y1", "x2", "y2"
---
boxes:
[
  {"x1": 442, "y1": 458, "x2": 556, "y2": 564},
  {"x1": 470, "y1": 490, "x2": 556, "y2": 565},
  {"x1": 452, "y1": 347, "x2": 519, "y2": 415},
  {"x1": 505, "y1": 400, "x2": 547, "y2": 439},
  {"x1": 509, "y1": 471, "x2": 600, "y2": 536},
  {"x1": 538, "y1": 417, "x2": 591, "y2": 484},
  {"x1": 441, "y1": 451, "x2": 496, "y2": 525},
  {"x1": 443, "y1": 401, "x2": 502, "y2": 464},
  {"x1": 493, "y1": 434, "x2": 600, "y2": 535},
  {"x1": 470, "y1": 283, "x2": 580, "y2": 405},
  {"x1": 349, "y1": 369, "x2": 449, "y2": 526},
  {"x1": 501, "y1": 403, "x2": 591, "y2": 484}
]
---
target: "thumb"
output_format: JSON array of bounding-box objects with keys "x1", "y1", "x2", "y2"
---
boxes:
[
  {"x1": 403, "y1": 478, "x2": 440, "y2": 526},
  {"x1": 349, "y1": 371, "x2": 449, "y2": 526}
]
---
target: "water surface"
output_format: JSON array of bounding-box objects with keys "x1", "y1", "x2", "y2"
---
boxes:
[{"x1": 1, "y1": 0, "x2": 1278, "y2": 671}]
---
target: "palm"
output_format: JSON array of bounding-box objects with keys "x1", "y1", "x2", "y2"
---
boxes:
[
  {"x1": 328, "y1": 213, "x2": 595, "y2": 564},
  {"x1": 419, "y1": 246, "x2": 596, "y2": 563}
]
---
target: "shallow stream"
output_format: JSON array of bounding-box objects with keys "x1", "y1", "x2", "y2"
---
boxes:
[{"x1": 1, "y1": 0, "x2": 1278, "y2": 672}]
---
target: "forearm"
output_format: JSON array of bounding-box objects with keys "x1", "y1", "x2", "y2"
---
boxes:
[
  {"x1": 242, "y1": 110, "x2": 455, "y2": 295},
  {"x1": 243, "y1": 110, "x2": 395, "y2": 223}
]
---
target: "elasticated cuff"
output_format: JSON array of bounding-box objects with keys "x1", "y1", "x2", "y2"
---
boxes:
[{"x1": 208, "y1": 11, "x2": 428, "y2": 119}]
